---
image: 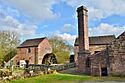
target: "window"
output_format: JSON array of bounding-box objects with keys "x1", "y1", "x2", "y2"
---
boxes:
[{"x1": 28, "y1": 47, "x2": 31, "y2": 53}]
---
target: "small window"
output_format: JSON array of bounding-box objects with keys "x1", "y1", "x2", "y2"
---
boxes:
[{"x1": 28, "y1": 48, "x2": 31, "y2": 53}]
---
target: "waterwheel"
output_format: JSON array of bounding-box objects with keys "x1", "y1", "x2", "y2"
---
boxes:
[{"x1": 42, "y1": 53, "x2": 57, "y2": 65}]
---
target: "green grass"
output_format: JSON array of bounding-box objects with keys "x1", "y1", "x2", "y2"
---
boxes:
[{"x1": 4, "y1": 73, "x2": 125, "y2": 83}]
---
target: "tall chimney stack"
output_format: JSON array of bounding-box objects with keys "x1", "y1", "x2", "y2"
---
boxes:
[
  {"x1": 77, "y1": 6, "x2": 89, "y2": 51},
  {"x1": 77, "y1": 6, "x2": 90, "y2": 73}
]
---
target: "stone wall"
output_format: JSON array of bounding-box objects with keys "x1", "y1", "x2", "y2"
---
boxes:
[
  {"x1": 109, "y1": 32, "x2": 125, "y2": 76},
  {"x1": 90, "y1": 49, "x2": 108, "y2": 76},
  {"x1": 74, "y1": 45, "x2": 107, "y2": 65},
  {"x1": 89, "y1": 31, "x2": 125, "y2": 76},
  {"x1": 28, "y1": 63, "x2": 76, "y2": 71},
  {"x1": 74, "y1": 46, "x2": 79, "y2": 65},
  {"x1": 38, "y1": 38, "x2": 52, "y2": 64},
  {"x1": 89, "y1": 45, "x2": 107, "y2": 54}
]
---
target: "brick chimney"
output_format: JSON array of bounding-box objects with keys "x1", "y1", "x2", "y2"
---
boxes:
[
  {"x1": 77, "y1": 6, "x2": 90, "y2": 74},
  {"x1": 77, "y1": 6, "x2": 89, "y2": 51}
]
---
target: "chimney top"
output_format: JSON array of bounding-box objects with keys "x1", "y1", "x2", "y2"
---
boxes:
[{"x1": 77, "y1": 6, "x2": 88, "y2": 12}]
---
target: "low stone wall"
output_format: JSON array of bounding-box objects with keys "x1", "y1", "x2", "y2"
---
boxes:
[{"x1": 28, "y1": 63, "x2": 76, "y2": 72}]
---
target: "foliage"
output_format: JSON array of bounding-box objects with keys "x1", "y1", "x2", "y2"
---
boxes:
[
  {"x1": 49, "y1": 36, "x2": 73, "y2": 64},
  {"x1": 3, "y1": 49, "x2": 17, "y2": 62},
  {"x1": 0, "y1": 69, "x2": 12, "y2": 77},
  {"x1": 0, "y1": 30, "x2": 20, "y2": 64},
  {"x1": 0, "y1": 46, "x2": 4, "y2": 64}
]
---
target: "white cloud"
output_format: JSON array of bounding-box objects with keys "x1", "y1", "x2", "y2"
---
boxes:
[
  {"x1": 4, "y1": 0, "x2": 60, "y2": 22},
  {"x1": 87, "y1": 0, "x2": 125, "y2": 20},
  {"x1": 61, "y1": 0, "x2": 83, "y2": 7},
  {"x1": 63, "y1": 0, "x2": 125, "y2": 20},
  {"x1": 55, "y1": 32, "x2": 77, "y2": 45},
  {"x1": 89, "y1": 23, "x2": 125, "y2": 37},
  {"x1": 61, "y1": 24, "x2": 75, "y2": 33},
  {"x1": 0, "y1": 7, "x2": 37, "y2": 36}
]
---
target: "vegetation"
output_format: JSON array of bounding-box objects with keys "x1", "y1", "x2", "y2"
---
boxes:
[
  {"x1": 4, "y1": 73, "x2": 125, "y2": 83},
  {"x1": 49, "y1": 36, "x2": 73, "y2": 64},
  {"x1": 0, "y1": 30, "x2": 20, "y2": 64},
  {"x1": 0, "y1": 69, "x2": 12, "y2": 78}
]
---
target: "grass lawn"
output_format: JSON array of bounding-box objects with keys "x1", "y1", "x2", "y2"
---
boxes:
[{"x1": 4, "y1": 73, "x2": 125, "y2": 83}]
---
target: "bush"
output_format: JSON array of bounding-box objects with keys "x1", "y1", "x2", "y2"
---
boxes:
[{"x1": 0, "y1": 69, "x2": 12, "y2": 77}]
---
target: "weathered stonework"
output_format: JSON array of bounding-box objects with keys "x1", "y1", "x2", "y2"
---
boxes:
[
  {"x1": 78, "y1": 51, "x2": 90, "y2": 74},
  {"x1": 77, "y1": 6, "x2": 89, "y2": 51},
  {"x1": 74, "y1": 35, "x2": 115, "y2": 65},
  {"x1": 109, "y1": 31, "x2": 125, "y2": 76},
  {"x1": 75, "y1": 5, "x2": 125, "y2": 76},
  {"x1": 90, "y1": 49, "x2": 109, "y2": 76},
  {"x1": 77, "y1": 6, "x2": 90, "y2": 73}
]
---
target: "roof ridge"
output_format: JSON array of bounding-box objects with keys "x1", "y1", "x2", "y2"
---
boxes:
[
  {"x1": 89, "y1": 35, "x2": 115, "y2": 38},
  {"x1": 26, "y1": 37, "x2": 46, "y2": 41},
  {"x1": 18, "y1": 37, "x2": 47, "y2": 48}
]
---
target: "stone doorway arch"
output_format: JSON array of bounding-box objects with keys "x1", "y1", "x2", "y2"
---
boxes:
[{"x1": 42, "y1": 53, "x2": 57, "y2": 65}]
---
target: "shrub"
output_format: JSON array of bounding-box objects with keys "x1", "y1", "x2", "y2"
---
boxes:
[{"x1": 0, "y1": 69, "x2": 12, "y2": 77}]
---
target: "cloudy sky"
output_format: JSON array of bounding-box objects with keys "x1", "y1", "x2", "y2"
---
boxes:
[{"x1": 0, "y1": 0, "x2": 125, "y2": 45}]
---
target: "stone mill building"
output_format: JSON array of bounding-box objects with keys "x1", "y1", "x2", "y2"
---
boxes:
[
  {"x1": 74, "y1": 6, "x2": 125, "y2": 76},
  {"x1": 12, "y1": 37, "x2": 57, "y2": 67}
]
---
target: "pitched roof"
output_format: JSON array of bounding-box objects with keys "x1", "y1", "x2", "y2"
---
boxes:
[
  {"x1": 75, "y1": 35, "x2": 115, "y2": 46},
  {"x1": 18, "y1": 37, "x2": 46, "y2": 48},
  {"x1": 117, "y1": 31, "x2": 125, "y2": 39}
]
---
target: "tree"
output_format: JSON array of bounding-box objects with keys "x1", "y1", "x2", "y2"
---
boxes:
[
  {"x1": 49, "y1": 36, "x2": 73, "y2": 64},
  {"x1": 0, "y1": 30, "x2": 20, "y2": 64}
]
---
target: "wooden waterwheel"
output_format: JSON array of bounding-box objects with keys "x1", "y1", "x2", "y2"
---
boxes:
[{"x1": 42, "y1": 53, "x2": 57, "y2": 65}]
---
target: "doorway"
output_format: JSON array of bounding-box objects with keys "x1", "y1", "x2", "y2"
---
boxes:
[
  {"x1": 101, "y1": 67, "x2": 108, "y2": 76},
  {"x1": 25, "y1": 60, "x2": 29, "y2": 68}
]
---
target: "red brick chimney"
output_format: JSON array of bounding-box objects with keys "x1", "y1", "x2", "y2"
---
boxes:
[
  {"x1": 77, "y1": 6, "x2": 90, "y2": 73},
  {"x1": 77, "y1": 6, "x2": 89, "y2": 51}
]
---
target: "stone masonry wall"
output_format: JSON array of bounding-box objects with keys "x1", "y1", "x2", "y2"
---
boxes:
[
  {"x1": 109, "y1": 32, "x2": 125, "y2": 76},
  {"x1": 74, "y1": 45, "x2": 107, "y2": 66},
  {"x1": 90, "y1": 49, "x2": 108, "y2": 76},
  {"x1": 89, "y1": 45, "x2": 107, "y2": 55}
]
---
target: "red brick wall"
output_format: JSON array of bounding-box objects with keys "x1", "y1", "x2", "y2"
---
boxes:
[
  {"x1": 37, "y1": 38, "x2": 52, "y2": 64},
  {"x1": 13, "y1": 38, "x2": 52, "y2": 65},
  {"x1": 13, "y1": 47, "x2": 37, "y2": 65}
]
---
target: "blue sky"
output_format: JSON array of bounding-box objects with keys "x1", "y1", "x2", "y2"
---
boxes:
[{"x1": 0, "y1": 0, "x2": 125, "y2": 45}]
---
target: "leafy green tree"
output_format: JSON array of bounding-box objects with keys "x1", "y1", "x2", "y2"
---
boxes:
[
  {"x1": 4, "y1": 49, "x2": 17, "y2": 62},
  {"x1": 0, "y1": 46, "x2": 4, "y2": 64},
  {"x1": 49, "y1": 36, "x2": 73, "y2": 64},
  {"x1": 0, "y1": 30, "x2": 20, "y2": 64}
]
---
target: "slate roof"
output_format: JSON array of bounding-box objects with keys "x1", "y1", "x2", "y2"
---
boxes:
[
  {"x1": 75, "y1": 35, "x2": 115, "y2": 46},
  {"x1": 18, "y1": 37, "x2": 46, "y2": 48}
]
